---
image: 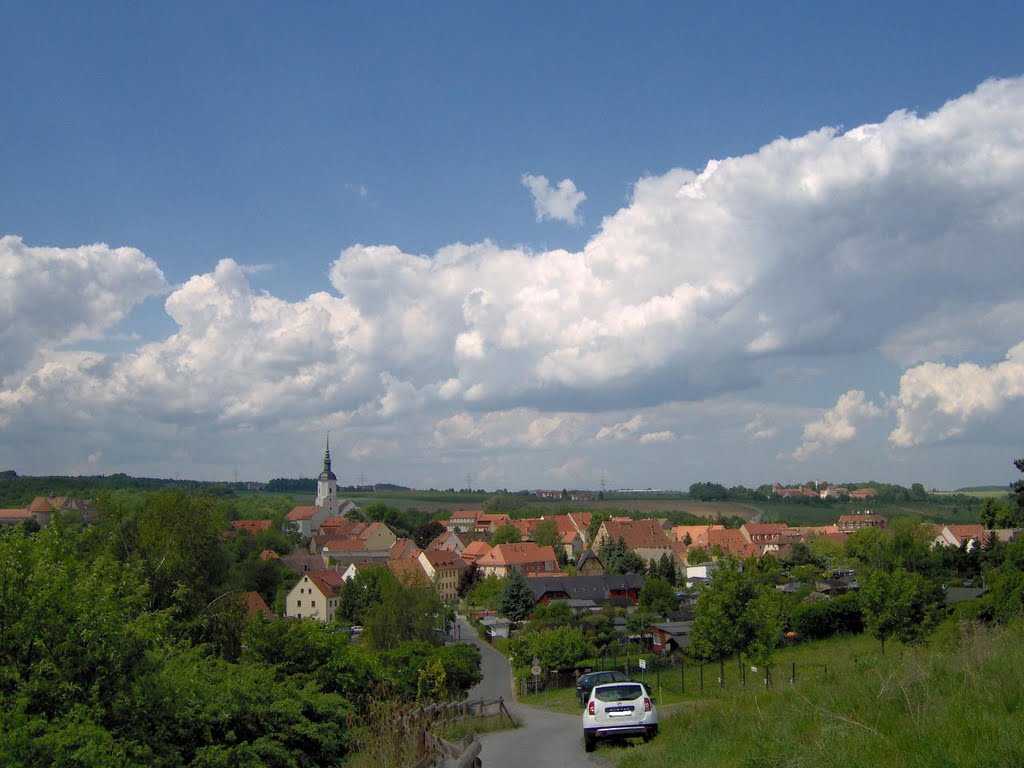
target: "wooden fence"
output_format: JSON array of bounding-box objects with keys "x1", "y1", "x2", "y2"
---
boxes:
[{"x1": 404, "y1": 697, "x2": 515, "y2": 768}]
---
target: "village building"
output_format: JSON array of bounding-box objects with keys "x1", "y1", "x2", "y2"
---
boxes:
[
  {"x1": 284, "y1": 439, "x2": 360, "y2": 539},
  {"x1": 285, "y1": 570, "x2": 344, "y2": 622},
  {"x1": 418, "y1": 549, "x2": 469, "y2": 602},
  {"x1": 476, "y1": 542, "x2": 559, "y2": 577},
  {"x1": 836, "y1": 512, "x2": 888, "y2": 532}
]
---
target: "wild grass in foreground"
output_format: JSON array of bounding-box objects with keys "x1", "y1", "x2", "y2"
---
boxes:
[
  {"x1": 436, "y1": 712, "x2": 520, "y2": 742},
  {"x1": 610, "y1": 620, "x2": 1024, "y2": 768}
]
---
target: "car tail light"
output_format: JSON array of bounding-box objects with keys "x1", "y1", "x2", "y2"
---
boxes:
[
  {"x1": 588, "y1": 701, "x2": 595, "y2": 715},
  {"x1": 644, "y1": 697, "x2": 652, "y2": 712}
]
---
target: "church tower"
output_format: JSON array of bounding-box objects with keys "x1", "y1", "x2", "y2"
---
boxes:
[{"x1": 315, "y1": 435, "x2": 338, "y2": 514}]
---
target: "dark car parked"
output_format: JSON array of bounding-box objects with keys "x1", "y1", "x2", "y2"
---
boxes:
[{"x1": 575, "y1": 670, "x2": 633, "y2": 705}]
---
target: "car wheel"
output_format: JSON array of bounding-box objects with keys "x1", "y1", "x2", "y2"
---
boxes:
[
  {"x1": 584, "y1": 733, "x2": 596, "y2": 753},
  {"x1": 644, "y1": 726, "x2": 658, "y2": 742}
]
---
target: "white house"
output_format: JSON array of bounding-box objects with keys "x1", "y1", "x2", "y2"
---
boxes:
[{"x1": 285, "y1": 570, "x2": 344, "y2": 622}]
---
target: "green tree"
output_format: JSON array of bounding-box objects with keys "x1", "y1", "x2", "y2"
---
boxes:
[
  {"x1": 508, "y1": 626, "x2": 593, "y2": 671},
  {"x1": 491, "y1": 524, "x2": 522, "y2": 545},
  {"x1": 638, "y1": 576, "x2": 677, "y2": 617},
  {"x1": 686, "y1": 546, "x2": 709, "y2": 565},
  {"x1": 690, "y1": 560, "x2": 783, "y2": 672},
  {"x1": 413, "y1": 520, "x2": 445, "y2": 549},
  {"x1": 860, "y1": 568, "x2": 941, "y2": 653},
  {"x1": 499, "y1": 568, "x2": 534, "y2": 621},
  {"x1": 656, "y1": 551, "x2": 678, "y2": 585},
  {"x1": 532, "y1": 519, "x2": 560, "y2": 548},
  {"x1": 466, "y1": 573, "x2": 503, "y2": 611},
  {"x1": 362, "y1": 570, "x2": 443, "y2": 651}
]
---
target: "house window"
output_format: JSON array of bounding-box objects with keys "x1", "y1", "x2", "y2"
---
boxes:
[
  {"x1": 297, "y1": 600, "x2": 302, "y2": 606},
  {"x1": 312, "y1": 600, "x2": 316, "y2": 608}
]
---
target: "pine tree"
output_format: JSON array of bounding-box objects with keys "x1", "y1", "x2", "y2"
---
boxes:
[{"x1": 499, "y1": 567, "x2": 534, "y2": 622}]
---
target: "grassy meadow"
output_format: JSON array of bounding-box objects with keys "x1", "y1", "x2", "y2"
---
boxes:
[{"x1": 593, "y1": 620, "x2": 1024, "y2": 767}]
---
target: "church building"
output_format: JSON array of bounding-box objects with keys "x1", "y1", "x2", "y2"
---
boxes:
[{"x1": 284, "y1": 438, "x2": 358, "y2": 539}]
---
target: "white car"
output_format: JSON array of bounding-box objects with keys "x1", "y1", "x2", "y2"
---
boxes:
[{"x1": 582, "y1": 681, "x2": 659, "y2": 752}]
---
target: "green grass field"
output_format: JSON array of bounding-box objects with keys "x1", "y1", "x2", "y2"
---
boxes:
[{"x1": 592, "y1": 620, "x2": 1024, "y2": 767}]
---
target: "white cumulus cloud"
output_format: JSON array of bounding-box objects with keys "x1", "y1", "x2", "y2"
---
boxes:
[
  {"x1": 4, "y1": 77, "x2": 1024, "y2": 485},
  {"x1": 521, "y1": 173, "x2": 587, "y2": 224},
  {"x1": 0, "y1": 235, "x2": 166, "y2": 377},
  {"x1": 791, "y1": 390, "x2": 885, "y2": 461},
  {"x1": 890, "y1": 341, "x2": 1024, "y2": 447}
]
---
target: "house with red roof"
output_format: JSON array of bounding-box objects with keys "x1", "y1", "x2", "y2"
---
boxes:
[
  {"x1": 477, "y1": 542, "x2": 559, "y2": 578},
  {"x1": 243, "y1": 591, "x2": 277, "y2": 620},
  {"x1": 932, "y1": 524, "x2": 989, "y2": 552},
  {"x1": 460, "y1": 539, "x2": 492, "y2": 565},
  {"x1": 418, "y1": 549, "x2": 469, "y2": 602},
  {"x1": 594, "y1": 518, "x2": 675, "y2": 566},
  {"x1": 285, "y1": 570, "x2": 344, "y2": 622}
]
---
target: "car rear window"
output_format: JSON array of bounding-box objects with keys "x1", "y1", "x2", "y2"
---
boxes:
[{"x1": 594, "y1": 684, "x2": 644, "y2": 702}]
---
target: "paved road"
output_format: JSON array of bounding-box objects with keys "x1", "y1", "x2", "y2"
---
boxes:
[{"x1": 456, "y1": 617, "x2": 610, "y2": 768}]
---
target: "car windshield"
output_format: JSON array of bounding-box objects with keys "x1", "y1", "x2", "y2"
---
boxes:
[{"x1": 594, "y1": 684, "x2": 644, "y2": 703}]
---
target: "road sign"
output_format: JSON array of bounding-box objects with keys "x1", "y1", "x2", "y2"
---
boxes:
[
  {"x1": 531, "y1": 664, "x2": 542, "y2": 677},
  {"x1": 638, "y1": 658, "x2": 647, "y2": 670}
]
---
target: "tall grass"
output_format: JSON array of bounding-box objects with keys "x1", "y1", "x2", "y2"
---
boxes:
[{"x1": 613, "y1": 620, "x2": 1024, "y2": 767}]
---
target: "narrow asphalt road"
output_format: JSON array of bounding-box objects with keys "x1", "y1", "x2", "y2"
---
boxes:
[{"x1": 456, "y1": 617, "x2": 611, "y2": 768}]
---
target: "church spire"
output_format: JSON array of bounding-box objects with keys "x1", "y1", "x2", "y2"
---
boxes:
[{"x1": 323, "y1": 433, "x2": 332, "y2": 474}]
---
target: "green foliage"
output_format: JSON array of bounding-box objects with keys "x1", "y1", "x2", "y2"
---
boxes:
[
  {"x1": 860, "y1": 568, "x2": 942, "y2": 652},
  {"x1": 499, "y1": 568, "x2": 534, "y2": 621},
  {"x1": 638, "y1": 576, "x2": 677, "y2": 617},
  {"x1": 531, "y1": 519, "x2": 560, "y2": 548},
  {"x1": 465, "y1": 573, "x2": 503, "y2": 611},
  {"x1": 337, "y1": 566, "x2": 388, "y2": 624},
  {"x1": 483, "y1": 493, "x2": 530, "y2": 514},
  {"x1": 790, "y1": 592, "x2": 865, "y2": 640},
  {"x1": 490, "y1": 524, "x2": 522, "y2": 545},
  {"x1": 362, "y1": 570, "x2": 443, "y2": 651},
  {"x1": 508, "y1": 626, "x2": 594, "y2": 672},
  {"x1": 979, "y1": 535, "x2": 1024, "y2": 624},
  {"x1": 412, "y1": 520, "x2": 445, "y2": 549},
  {"x1": 690, "y1": 560, "x2": 783, "y2": 665},
  {"x1": 686, "y1": 545, "x2": 709, "y2": 565},
  {"x1": 598, "y1": 536, "x2": 646, "y2": 574},
  {"x1": 688, "y1": 482, "x2": 729, "y2": 501},
  {"x1": 615, "y1": 620, "x2": 1024, "y2": 768}
]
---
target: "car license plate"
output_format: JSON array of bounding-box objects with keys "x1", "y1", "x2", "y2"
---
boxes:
[{"x1": 607, "y1": 706, "x2": 634, "y2": 716}]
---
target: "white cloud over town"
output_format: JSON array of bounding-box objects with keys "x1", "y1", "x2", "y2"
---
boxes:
[
  {"x1": 3, "y1": 78, "x2": 1024, "y2": 486},
  {"x1": 790, "y1": 390, "x2": 885, "y2": 462}
]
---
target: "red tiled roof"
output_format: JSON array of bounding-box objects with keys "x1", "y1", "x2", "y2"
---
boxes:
[
  {"x1": 305, "y1": 570, "x2": 345, "y2": 597},
  {"x1": 0, "y1": 508, "x2": 31, "y2": 520},
  {"x1": 601, "y1": 519, "x2": 673, "y2": 551},
  {"x1": 705, "y1": 528, "x2": 760, "y2": 559},
  {"x1": 285, "y1": 505, "x2": 319, "y2": 521},
  {"x1": 323, "y1": 538, "x2": 367, "y2": 553},
  {"x1": 945, "y1": 525, "x2": 987, "y2": 545},
  {"x1": 461, "y1": 540, "x2": 492, "y2": 563},
  {"x1": 232, "y1": 519, "x2": 273, "y2": 534},
  {"x1": 258, "y1": 549, "x2": 280, "y2": 560},
  {"x1": 387, "y1": 558, "x2": 429, "y2": 584},
  {"x1": 672, "y1": 524, "x2": 725, "y2": 545},
  {"x1": 29, "y1": 496, "x2": 68, "y2": 513},
  {"x1": 244, "y1": 591, "x2": 276, "y2": 619},
  {"x1": 421, "y1": 549, "x2": 468, "y2": 570},
  {"x1": 477, "y1": 542, "x2": 558, "y2": 567},
  {"x1": 390, "y1": 538, "x2": 422, "y2": 560}
]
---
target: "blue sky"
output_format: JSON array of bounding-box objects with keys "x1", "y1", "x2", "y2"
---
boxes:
[{"x1": 2, "y1": 2, "x2": 1024, "y2": 490}]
